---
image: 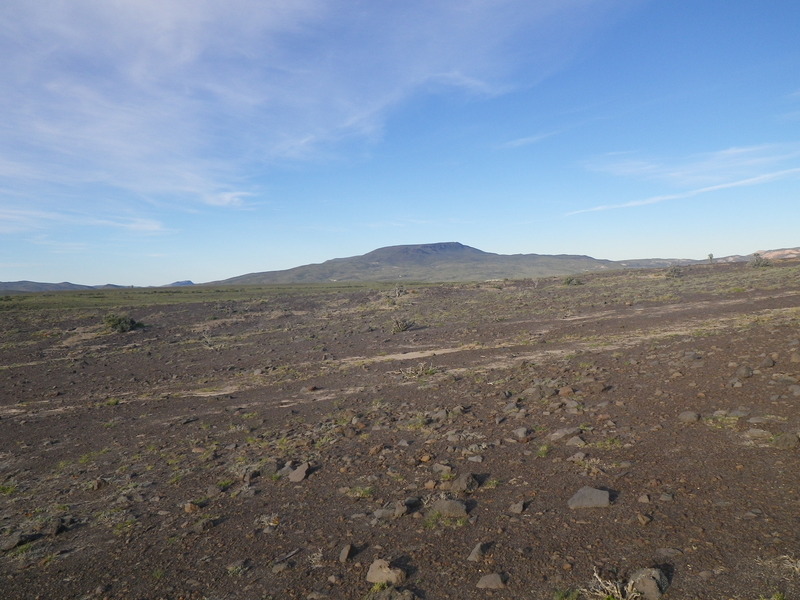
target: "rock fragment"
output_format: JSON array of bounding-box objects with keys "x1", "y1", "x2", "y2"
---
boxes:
[
  {"x1": 339, "y1": 544, "x2": 352, "y2": 563},
  {"x1": 678, "y1": 411, "x2": 700, "y2": 423},
  {"x1": 512, "y1": 427, "x2": 529, "y2": 440},
  {"x1": 192, "y1": 517, "x2": 216, "y2": 534},
  {"x1": 42, "y1": 517, "x2": 65, "y2": 537},
  {"x1": 549, "y1": 427, "x2": 581, "y2": 442},
  {"x1": 567, "y1": 486, "x2": 610, "y2": 509},
  {"x1": 366, "y1": 559, "x2": 406, "y2": 585},
  {"x1": 431, "y1": 498, "x2": 468, "y2": 518},
  {"x1": 744, "y1": 428, "x2": 771, "y2": 441},
  {"x1": 476, "y1": 573, "x2": 506, "y2": 589},
  {"x1": 451, "y1": 473, "x2": 479, "y2": 495},
  {"x1": 773, "y1": 432, "x2": 800, "y2": 449},
  {"x1": 467, "y1": 542, "x2": 487, "y2": 562},
  {"x1": 1, "y1": 532, "x2": 22, "y2": 552},
  {"x1": 289, "y1": 462, "x2": 311, "y2": 482},
  {"x1": 630, "y1": 567, "x2": 669, "y2": 600},
  {"x1": 393, "y1": 496, "x2": 420, "y2": 518}
]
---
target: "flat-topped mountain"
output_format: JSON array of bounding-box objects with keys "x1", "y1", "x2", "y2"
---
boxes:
[{"x1": 215, "y1": 242, "x2": 621, "y2": 284}]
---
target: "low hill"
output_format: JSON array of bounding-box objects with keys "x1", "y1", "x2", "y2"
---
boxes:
[{"x1": 0, "y1": 281, "x2": 96, "y2": 293}]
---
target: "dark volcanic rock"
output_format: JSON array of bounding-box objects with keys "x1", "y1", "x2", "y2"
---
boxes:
[{"x1": 568, "y1": 486, "x2": 611, "y2": 509}]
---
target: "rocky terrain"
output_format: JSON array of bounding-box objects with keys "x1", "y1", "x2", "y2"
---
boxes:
[{"x1": 1, "y1": 260, "x2": 799, "y2": 600}]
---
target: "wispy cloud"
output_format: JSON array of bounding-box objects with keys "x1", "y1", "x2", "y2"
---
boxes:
[
  {"x1": 363, "y1": 218, "x2": 433, "y2": 230},
  {"x1": 92, "y1": 217, "x2": 167, "y2": 233},
  {"x1": 1, "y1": 0, "x2": 633, "y2": 219},
  {"x1": 28, "y1": 234, "x2": 89, "y2": 254},
  {"x1": 204, "y1": 192, "x2": 255, "y2": 208},
  {"x1": 0, "y1": 207, "x2": 165, "y2": 234},
  {"x1": 497, "y1": 131, "x2": 559, "y2": 149},
  {"x1": 586, "y1": 144, "x2": 800, "y2": 188},
  {"x1": 567, "y1": 166, "x2": 800, "y2": 216},
  {"x1": 0, "y1": 208, "x2": 62, "y2": 234}
]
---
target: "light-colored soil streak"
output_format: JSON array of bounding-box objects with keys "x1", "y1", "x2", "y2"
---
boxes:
[{"x1": 171, "y1": 292, "x2": 800, "y2": 407}]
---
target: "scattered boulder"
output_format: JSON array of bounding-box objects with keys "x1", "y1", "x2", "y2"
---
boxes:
[
  {"x1": 184, "y1": 501, "x2": 201, "y2": 514},
  {"x1": 655, "y1": 548, "x2": 683, "y2": 560},
  {"x1": 476, "y1": 573, "x2": 506, "y2": 589},
  {"x1": 366, "y1": 559, "x2": 406, "y2": 585},
  {"x1": 773, "y1": 432, "x2": 800, "y2": 450},
  {"x1": 431, "y1": 498, "x2": 468, "y2": 518},
  {"x1": 678, "y1": 411, "x2": 700, "y2": 423},
  {"x1": 394, "y1": 497, "x2": 420, "y2": 518},
  {"x1": 41, "y1": 517, "x2": 65, "y2": 537},
  {"x1": 339, "y1": 544, "x2": 352, "y2": 563},
  {"x1": 289, "y1": 462, "x2": 311, "y2": 482},
  {"x1": 630, "y1": 567, "x2": 669, "y2": 600},
  {"x1": 192, "y1": 517, "x2": 216, "y2": 534},
  {"x1": 567, "y1": 452, "x2": 586, "y2": 463},
  {"x1": 373, "y1": 507, "x2": 395, "y2": 520},
  {"x1": 509, "y1": 501, "x2": 526, "y2": 514},
  {"x1": 568, "y1": 486, "x2": 610, "y2": 509},
  {"x1": 467, "y1": 542, "x2": 488, "y2": 562},
  {"x1": 432, "y1": 463, "x2": 452, "y2": 475},
  {"x1": 566, "y1": 435, "x2": 586, "y2": 447},
  {"x1": 450, "y1": 473, "x2": 479, "y2": 495},
  {"x1": 91, "y1": 477, "x2": 109, "y2": 491},
  {"x1": 744, "y1": 428, "x2": 772, "y2": 441},
  {"x1": 549, "y1": 427, "x2": 581, "y2": 442},
  {"x1": 1, "y1": 532, "x2": 22, "y2": 552},
  {"x1": 242, "y1": 466, "x2": 260, "y2": 484},
  {"x1": 512, "y1": 427, "x2": 529, "y2": 440}
]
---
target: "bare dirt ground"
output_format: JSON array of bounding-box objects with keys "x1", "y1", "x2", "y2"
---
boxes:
[{"x1": 1, "y1": 262, "x2": 800, "y2": 600}]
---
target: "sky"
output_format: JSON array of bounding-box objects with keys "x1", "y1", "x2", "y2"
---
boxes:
[{"x1": 1, "y1": 0, "x2": 799, "y2": 286}]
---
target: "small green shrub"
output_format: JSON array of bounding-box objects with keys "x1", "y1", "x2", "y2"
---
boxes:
[
  {"x1": 563, "y1": 276, "x2": 583, "y2": 286},
  {"x1": 0, "y1": 484, "x2": 17, "y2": 495},
  {"x1": 103, "y1": 313, "x2": 143, "y2": 333},
  {"x1": 749, "y1": 253, "x2": 772, "y2": 268},
  {"x1": 392, "y1": 317, "x2": 415, "y2": 333},
  {"x1": 665, "y1": 265, "x2": 683, "y2": 279},
  {"x1": 348, "y1": 486, "x2": 374, "y2": 498}
]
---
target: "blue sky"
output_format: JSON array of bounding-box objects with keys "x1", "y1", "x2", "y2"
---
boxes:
[{"x1": 1, "y1": 1, "x2": 799, "y2": 286}]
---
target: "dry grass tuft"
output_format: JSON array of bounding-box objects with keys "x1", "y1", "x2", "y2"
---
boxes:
[
  {"x1": 578, "y1": 568, "x2": 642, "y2": 600},
  {"x1": 757, "y1": 555, "x2": 800, "y2": 579}
]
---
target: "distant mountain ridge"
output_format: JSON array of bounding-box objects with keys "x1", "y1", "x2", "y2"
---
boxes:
[
  {"x1": 2, "y1": 243, "x2": 798, "y2": 291},
  {"x1": 0, "y1": 281, "x2": 128, "y2": 293},
  {"x1": 0, "y1": 281, "x2": 96, "y2": 293},
  {"x1": 210, "y1": 242, "x2": 799, "y2": 285}
]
